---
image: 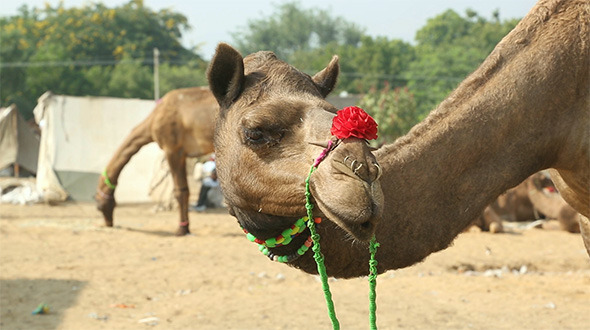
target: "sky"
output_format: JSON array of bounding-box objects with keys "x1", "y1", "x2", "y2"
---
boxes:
[{"x1": 1, "y1": 0, "x2": 538, "y2": 60}]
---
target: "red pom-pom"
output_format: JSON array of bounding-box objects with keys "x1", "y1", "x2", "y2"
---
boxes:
[{"x1": 330, "y1": 106, "x2": 378, "y2": 140}]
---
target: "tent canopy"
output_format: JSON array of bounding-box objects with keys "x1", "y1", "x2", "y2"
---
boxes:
[
  {"x1": 0, "y1": 104, "x2": 40, "y2": 175},
  {"x1": 34, "y1": 92, "x2": 164, "y2": 203}
]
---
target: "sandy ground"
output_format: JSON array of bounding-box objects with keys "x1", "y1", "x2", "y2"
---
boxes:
[{"x1": 1, "y1": 202, "x2": 589, "y2": 330}]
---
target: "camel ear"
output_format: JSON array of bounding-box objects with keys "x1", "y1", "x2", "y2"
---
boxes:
[
  {"x1": 207, "y1": 43, "x2": 245, "y2": 108},
  {"x1": 312, "y1": 55, "x2": 339, "y2": 98}
]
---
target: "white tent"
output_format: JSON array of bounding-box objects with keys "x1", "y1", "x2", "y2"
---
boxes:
[
  {"x1": 33, "y1": 92, "x2": 167, "y2": 203},
  {"x1": 0, "y1": 104, "x2": 40, "y2": 176}
]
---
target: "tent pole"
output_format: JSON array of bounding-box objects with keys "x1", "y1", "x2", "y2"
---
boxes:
[{"x1": 154, "y1": 47, "x2": 160, "y2": 100}]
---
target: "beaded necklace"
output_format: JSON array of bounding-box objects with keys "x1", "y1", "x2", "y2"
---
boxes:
[{"x1": 241, "y1": 216, "x2": 318, "y2": 263}]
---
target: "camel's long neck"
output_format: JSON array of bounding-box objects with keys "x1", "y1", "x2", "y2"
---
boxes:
[
  {"x1": 373, "y1": 95, "x2": 560, "y2": 269},
  {"x1": 291, "y1": 96, "x2": 561, "y2": 277},
  {"x1": 288, "y1": 0, "x2": 588, "y2": 278},
  {"x1": 368, "y1": 0, "x2": 588, "y2": 271}
]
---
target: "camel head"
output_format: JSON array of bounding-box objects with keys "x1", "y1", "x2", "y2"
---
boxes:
[{"x1": 207, "y1": 43, "x2": 383, "y2": 243}]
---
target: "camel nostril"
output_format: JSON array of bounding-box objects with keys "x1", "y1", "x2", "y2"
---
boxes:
[{"x1": 360, "y1": 221, "x2": 372, "y2": 230}]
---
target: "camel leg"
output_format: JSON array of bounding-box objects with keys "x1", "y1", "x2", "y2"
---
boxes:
[
  {"x1": 579, "y1": 214, "x2": 590, "y2": 257},
  {"x1": 166, "y1": 149, "x2": 191, "y2": 236},
  {"x1": 483, "y1": 206, "x2": 504, "y2": 234},
  {"x1": 96, "y1": 114, "x2": 154, "y2": 227}
]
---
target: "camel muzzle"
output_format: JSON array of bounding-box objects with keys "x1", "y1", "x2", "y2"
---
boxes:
[{"x1": 329, "y1": 137, "x2": 382, "y2": 184}]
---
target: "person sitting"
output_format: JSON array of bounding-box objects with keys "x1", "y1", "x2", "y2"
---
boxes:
[{"x1": 190, "y1": 155, "x2": 219, "y2": 212}]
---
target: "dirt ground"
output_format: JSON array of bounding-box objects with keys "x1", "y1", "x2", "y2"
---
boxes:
[{"x1": 1, "y1": 202, "x2": 589, "y2": 330}]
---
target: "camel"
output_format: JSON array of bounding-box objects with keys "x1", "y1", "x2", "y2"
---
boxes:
[
  {"x1": 492, "y1": 173, "x2": 550, "y2": 222},
  {"x1": 471, "y1": 206, "x2": 505, "y2": 233},
  {"x1": 527, "y1": 171, "x2": 582, "y2": 233},
  {"x1": 207, "y1": 0, "x2": 589, "y2": 278},
  {"x1": 95, "y1": 87, "x2": 218, "y2": 236},
  {"x1": 469, "y1": 173, "x2": 547, "y2": 233},
  {"x1": 474, "y1": 171, "x2": 552, "y2": 232},
  {"x1": 471, "y1": 171, "x2": 578, "y2": 233}
]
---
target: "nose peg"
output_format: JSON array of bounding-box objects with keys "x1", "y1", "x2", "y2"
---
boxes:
[{"x1": 335, "y1": 156, "x2": 381, "y2": 183}]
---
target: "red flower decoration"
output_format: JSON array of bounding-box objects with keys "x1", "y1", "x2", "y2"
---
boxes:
[{"x1": 330, "y1": 106, "x2": 378, "y2": 140}]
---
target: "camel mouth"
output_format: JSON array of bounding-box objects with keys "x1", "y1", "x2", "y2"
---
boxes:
[
  {"x1": 312, "y1": 190, "x2": 382, "y2": 242},
  {"x1": 347, "y1": 219, "x2": 377, "y2": 241},
  {"x1": 345, "y1": 202, "x2": 382, "y2": 241},
  {"x1": 325, "y1": 207, "x2": 381, "y2": 242},
  {"x1": 231, "y1": 206, "x2": 304, "y2": 241}
]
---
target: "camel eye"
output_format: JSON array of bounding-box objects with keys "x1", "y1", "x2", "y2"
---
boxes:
[
  {"x1": 242, "y1": 126, "x2": 286, "y2": 149},
  {"x1": 243, "y1": 128, "x2": 265, "y2": 144}
]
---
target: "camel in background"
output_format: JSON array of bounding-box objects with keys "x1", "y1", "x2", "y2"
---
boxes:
[
  {"x1": 491, "y1": 173, "x2": 551, "y2": 222},
  {"x1": 95, "y1": 87, "x2": 217, "y2": 236},
  {"x1": 207, "y1": 0, "x2": 588, "y2": 278},
  {"x1": 471, "y1": 171, "x2": 581, "y2": 233},
  {"x1": 470, "y1": 174, "x2": 544, "y2": 233},
  {"x1": 471, "y1": 206, "x2": 505, "y2": 233},
  {"x1": 528, "y1": 172, "x2": 582, "y2": 233}
]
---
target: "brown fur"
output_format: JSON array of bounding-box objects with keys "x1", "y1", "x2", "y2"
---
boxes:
[
  {"x1": 95, "y1": 87, "x2": 218, "y2": 235},
  {"x1": 208, "y1": 0, "x2": 589, "y2": 278}
]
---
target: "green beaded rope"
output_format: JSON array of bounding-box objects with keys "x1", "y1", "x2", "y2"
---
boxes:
[
  {"x1": 304, "y1": 166, "x2": 340, "y2": 329},
  {"x1": 244, "y1": 216, "x2": 310, "y2": 247},
  {"x1": 368, "y1": 236, "x2": 380, "y2": 330},
  {"x1": 258, "y1": 236, "x2": 313, "y2": 263}
]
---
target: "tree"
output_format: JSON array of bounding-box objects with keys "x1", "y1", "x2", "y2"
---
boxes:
[
  {"x1": 0, "y1": 0, "x2": 202, "y2": 119},
  {"x1": 158, "y1": 61, "x2": 209, "y2": 96},
  {"x1": 105, "y1": 56, "x2": 153, "y2": 99},
  {"x1": 289, "y1": 36, "x2": 415, "y2": 94},
  {"x1": 337, "y1": 36, "x2": 415, "y2": 93},
  {"x1": 405, "y1": 9, "x2": 519, "y2": 116},
  {"x1": 230, "y1": 1, "x2": 364, "y2": 61}
]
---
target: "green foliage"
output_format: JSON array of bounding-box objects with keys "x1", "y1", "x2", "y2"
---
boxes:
[
  {"x1": 231, "y1": 3, "x2": 516, "y2": 113},
  {"x1": 337, "y1": 36, "x2": 415, "y2": 93},
  {"x1": 0, "y1": 0, "x2": 202, "y2": 119},
  {"x1": 158, "y1": 61, "x2": 208, "y2": 96},
  {"x1": 287, "y1": 35, "x2": 414, "y2": 95},
  {"x1": 406, "y1": 9, "x2": 520, "y2": 116},
  {"x1": 231, "y1": 1, "x2": 365, "y2": 61},
  {"x1": 107, "y1": 57, "x2": 153, "y2": 99},
  {"x1": 359, "y1": 84, "x2": 419, "y2": 145},
  {"x1": 1, "y1": 0, "x2": 523, "y2": 129}
]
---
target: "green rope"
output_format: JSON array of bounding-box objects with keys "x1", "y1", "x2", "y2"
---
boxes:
[
  {"x1": 102, "y1": 170, "x2": 116, "y2": 190},
  {"x1": 368, "y1": 236, "x2": 380, "y2": 330},
  {"x1": 305, "y1": 166, "x2": 340, "y2": 330},
  {"x1": 305, "y1": 164, "x2": 380, "y2": 330}
]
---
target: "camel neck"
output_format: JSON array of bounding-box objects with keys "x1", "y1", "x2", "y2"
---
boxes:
[
  {"x1": 286, "y1": 0, "x2": 588, "y2": 277},
  {"x1": 370, "y1": 56, "x2": 567, "y2": 271},
  {"x1": 286, "y1": 93, "x2": 562, "y2": 277},
  {"x1": 363, "y1": 2, "x2": 589, "y2": 271}
]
